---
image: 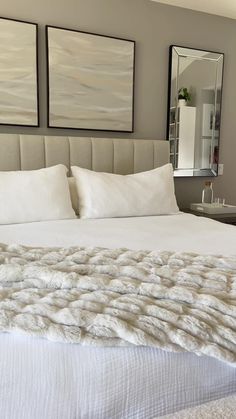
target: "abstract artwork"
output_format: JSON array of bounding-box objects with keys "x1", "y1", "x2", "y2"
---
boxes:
[
  {"x1": 46, "y1": 26, "x2": 135, "y2": 132},
  {"x1": 0, "y1": 17, "x2": 38, "y2": 126}
]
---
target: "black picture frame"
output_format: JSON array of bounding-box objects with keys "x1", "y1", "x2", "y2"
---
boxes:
[
  {"x1": 45, "y1": 25, "x2": 135, "y2": 133},
  {"x1": 0, "y1": 16, "x2": 39, "y2": 127}
]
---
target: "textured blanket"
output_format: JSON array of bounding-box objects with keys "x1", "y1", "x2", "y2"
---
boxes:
[
  {"x1": 160, "y1": 394, "x2": 236, "y2": 418},
  {"x1": 1, "y1": 243, "x2": 236, "y2": 365}
]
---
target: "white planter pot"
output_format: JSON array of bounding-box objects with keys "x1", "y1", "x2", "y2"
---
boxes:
[{"x1": 178, "y1": 99, "x2": 187, "y2": 107}]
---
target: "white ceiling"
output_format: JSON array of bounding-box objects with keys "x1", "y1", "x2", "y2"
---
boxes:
[{"x1": 151, "y1": 0, "x2": 236, "y2": 20}]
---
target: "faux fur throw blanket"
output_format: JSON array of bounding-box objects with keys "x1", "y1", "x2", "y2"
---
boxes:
[
  {"x1": 160, "y1": 394, "x2": 236, "y2": 419},
  {"x1": 1, "y1": 243, "x2": 236, "y2": 366}
]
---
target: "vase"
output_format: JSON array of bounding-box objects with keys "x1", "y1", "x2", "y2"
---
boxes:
[{"x1": 178, "y1": 99, "x2": 187, "y2": 107}]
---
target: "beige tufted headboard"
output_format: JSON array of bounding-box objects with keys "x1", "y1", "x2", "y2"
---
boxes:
[{"x1": 0, "y1": 134, "x2": 169, "y2": 174}]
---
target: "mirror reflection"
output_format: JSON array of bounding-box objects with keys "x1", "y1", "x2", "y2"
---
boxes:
[{"x1": 167, "y1": 46, "x2": 224, "y2": 177}]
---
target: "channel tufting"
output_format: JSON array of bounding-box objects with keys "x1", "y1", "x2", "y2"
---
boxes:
[{"x1": 0, "y1": 134, "x2": 169, "y2": 174}]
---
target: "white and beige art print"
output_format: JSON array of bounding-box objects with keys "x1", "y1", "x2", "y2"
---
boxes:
[
  {"x1": 0, "y1": 18, "x2": 38, "y2": 126},
  {"x1": 46, "y1": 26, "x2": 135, "y2": 132}
]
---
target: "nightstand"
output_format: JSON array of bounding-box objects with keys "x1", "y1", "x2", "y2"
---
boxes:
[{"x1": 183, "y1": 208, "x2": 236, "y2": 225}]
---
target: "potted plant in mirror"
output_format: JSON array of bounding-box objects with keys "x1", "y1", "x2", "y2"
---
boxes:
[{"x1": 178, "y1": 87, "x2": 191, "y2": 107}]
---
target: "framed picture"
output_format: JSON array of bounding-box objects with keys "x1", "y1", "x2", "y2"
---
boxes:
[
  {"x1": 202, "y1": 104, "x2": 214, "y2": 137},
  {"x1": 46, "y1": 25, "x2": 135, "y2": 132},
  {"x1": 0, "y1": 17, "x2": 39, "y2": 126}
]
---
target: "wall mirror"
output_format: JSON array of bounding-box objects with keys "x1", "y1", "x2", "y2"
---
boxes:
[{"x1": 167, "y1": 45, "x2": 224, "y2": 177}]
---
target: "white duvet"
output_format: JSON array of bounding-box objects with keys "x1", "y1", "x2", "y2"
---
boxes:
[{"x1": 1, "y1": 213, "x2": 236, "y2": 418}]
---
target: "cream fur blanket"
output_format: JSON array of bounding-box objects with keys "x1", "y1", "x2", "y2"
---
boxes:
[
  {"x1": 160, "y1": 394, "x2": 236, "y2": 418},
  {"x1": 1, "y1": 243, "x2": 236, "y2": 365}
]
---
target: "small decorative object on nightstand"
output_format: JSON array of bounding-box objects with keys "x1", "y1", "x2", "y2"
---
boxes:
[{"x1": 202, "y1": 181, "x2": 213, "y2": 204}]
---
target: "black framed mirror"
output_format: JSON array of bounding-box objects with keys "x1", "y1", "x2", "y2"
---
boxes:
[{"x1": 167, "y1": 45, "x2": 224, "y2": 177}]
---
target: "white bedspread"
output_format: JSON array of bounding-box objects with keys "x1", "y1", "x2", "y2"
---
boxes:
[
  {"x1": 1, "y1": 212, "x2": 236, "y2": 255},
  {"x1": 0, "y1": 213, "x2": 236, "y2": 418}
]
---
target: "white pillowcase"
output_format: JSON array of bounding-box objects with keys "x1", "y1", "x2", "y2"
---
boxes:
[
  {"x1": 71, "y1": 164, "x2": 179, "y2": 219},
  {"x1": 68, "y1": 177, "x2": 79, "y2": 215},
  {"x1": 0, "y1": 165, "x2": 76, "y2": 225}
]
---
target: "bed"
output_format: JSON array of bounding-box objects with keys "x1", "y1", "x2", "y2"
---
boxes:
[{"x1": 0, "y1": 134, "x2": 236, "y2": 419}]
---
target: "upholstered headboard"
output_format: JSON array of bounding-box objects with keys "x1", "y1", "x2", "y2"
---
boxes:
[{"x1": 0, "y1": 134, "x2": 169, "y2": 174}]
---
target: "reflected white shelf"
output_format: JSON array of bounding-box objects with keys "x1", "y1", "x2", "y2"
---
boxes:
[{"x1": 177, "y1": 107, "x2": 196, "y2": 169}]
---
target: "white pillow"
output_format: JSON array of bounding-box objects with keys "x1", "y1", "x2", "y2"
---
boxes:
[
  {"x1": 0, "y1": 165, "x2": 76, "y2": 224},
  {"x1": 71, "y1": 164, "x2": 179, "y2": 219},
  {"x1": 68, "y1": 177, "x2": 79, "y2": 215}
]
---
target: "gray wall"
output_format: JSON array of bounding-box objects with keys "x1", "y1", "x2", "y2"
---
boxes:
[{"x1": 0, "y1": 0, "x2": 235, "y2": 207}]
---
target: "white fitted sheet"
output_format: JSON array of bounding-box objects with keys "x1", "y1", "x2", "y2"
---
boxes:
[{"x1": 0, "y1": 213, "x2": 236, "y2": 418}]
